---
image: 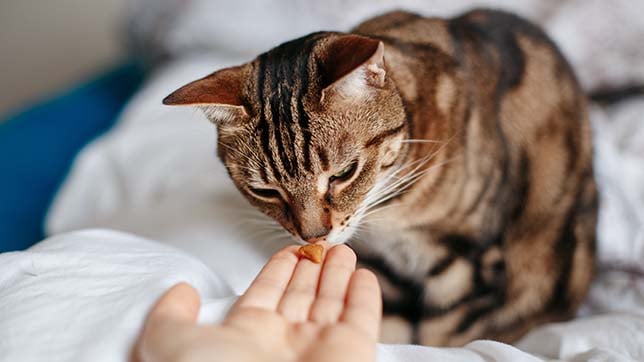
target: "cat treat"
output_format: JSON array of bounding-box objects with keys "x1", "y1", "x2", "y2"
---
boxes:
[{"x1": 298, "y1": 244, "x2": 324, "y2": 264}]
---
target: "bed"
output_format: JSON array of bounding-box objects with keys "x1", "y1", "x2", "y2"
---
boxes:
[{"x1": 1, "y1": 1, "x2": 643, "y2": 361}]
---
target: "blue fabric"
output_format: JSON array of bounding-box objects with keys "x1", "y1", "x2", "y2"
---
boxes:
[{"x1": 0, "y1": 63, "x2": 145, "y2": 252}]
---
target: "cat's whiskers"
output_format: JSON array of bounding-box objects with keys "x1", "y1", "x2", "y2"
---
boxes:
[
  {"x1": 361, "y1": 153, "x2": 435, "y2": 206},
  {"x1": 229, "y1": 210, "x2": 275, "y2": 222},
  {"x1": 354, "y1": 156, "x2": 458, "y2": 240},
  {"x1": 243, "y1": 221, "x2": 284, "y2": 230},
  {"x1": 361, "y1": 132, "x2": 459, "y2": 209},
  {"x1": 233, "y1": 164, "x2": 263, "y2": 174},
  {"x1": 218, "y1": 142, "x2": 261, "y2": 167},
  {"x1": 380, "y1": 138, "x2": 450, "y2": 184},
  {"x1": 356, "y1": 140, "x2": 460, "y2": 232},
  {"x1": 350, "y1": 225, "x2": 371, "y2": 236},
  {"x1": 228, "y1": 208, "x2": 287, "y2": 240},
  {"x1": 400, "y1": 138, "x2": 444, "y2": 144},
  {"x1": 359, "y1": 203, "x2": 401, "y2": 219},
  {"x1": 243, "y1": 221, "x2": 290, "y2": 238},
  {"x1": 360, "y1": 149, "x2": 441, "y2": 209},
  {"x1": 256, "y1": 233, "x2": 294, "y2": 248},
  {"x1": 236, "y1": 225, "x2": 285, "y2": 240},
  {"x1": 365, "y1": 156, "x2": 459, "y2": 214},
  {"x1": 245, "y1": 229, "x2": 282, "y2": 239}
]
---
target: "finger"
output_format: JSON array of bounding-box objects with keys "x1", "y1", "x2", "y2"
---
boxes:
[
  {"x1": 276, "y1": 244, "x2": 327, "y2": 322},
  {"x1": 233, "y1": 245, "x2": 300, "y2": 312},
  {"x1": 148, "y1": 282, "x2": 201, "y2": 323},
  {"x1": 309, "y1": 245, "x2": 356, "y2": 324},
  {"x1": 134, "y1": 282, "x2": 201, "y2": 362},
  {"x1": 341, "y1": 269, "x2": 382, "y2": 340}
]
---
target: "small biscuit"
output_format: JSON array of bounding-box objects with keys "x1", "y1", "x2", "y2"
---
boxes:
[{"x1": 298, "y1": 244, "x2": 324, "y2": 264}]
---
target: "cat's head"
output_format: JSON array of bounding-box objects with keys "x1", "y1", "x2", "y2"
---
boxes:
[{"x1": 164, "y1": 33, "x2": 407, "y2": 244}]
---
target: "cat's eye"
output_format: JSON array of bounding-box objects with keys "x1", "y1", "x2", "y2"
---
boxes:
[
  {"x1": 249, "y1": 187, "x2": 282, "y2": 201},
  {"x1": 329, "y1": 161, "x2": 358, "y2": 184}
]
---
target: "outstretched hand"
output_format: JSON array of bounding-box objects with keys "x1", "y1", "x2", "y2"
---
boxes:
[{"x1": 134, "y1": 244, "x2": 382, "y2": 362}]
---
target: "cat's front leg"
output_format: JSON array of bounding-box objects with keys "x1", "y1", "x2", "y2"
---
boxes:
[
  {"x1": 358, "y1": 260, "x2": 416, "y2": 344},
  {"x1": 417, "y1": 244, "x2": 506, "y2": 346},
  {"x1": 352, "y1": 228, "x2": 454, "y2": 344}
]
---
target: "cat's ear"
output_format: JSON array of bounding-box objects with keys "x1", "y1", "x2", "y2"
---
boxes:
[
  {"x1": 320, "y1": 35, "x2": 386, "y2": 104},
  {"x1": 163, "y1": 65, "x2": 249, "y2": 124}
]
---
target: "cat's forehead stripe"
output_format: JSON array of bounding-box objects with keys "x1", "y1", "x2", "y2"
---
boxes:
[
  {"x1": 263, "y1": 35, "x2": 322, "y2": 181},
  {"x1": 267, "y1": 53, "x2": 296, "y2": 178},
  {"x1": 267, "y1": 37, "x2": 313, "y2": 179},
  {"x1": 254, "y1": 33, "x2": 361, "y2": 184},
  {"x1": 256, "y1": 53, "x2": 282, "y2": 182},
  {"x1": 277, "y1": 44, "x2": 301, "y2": 175},
  {"x1": 295, "y1": 38, "x2": 316, "y2": 173}
]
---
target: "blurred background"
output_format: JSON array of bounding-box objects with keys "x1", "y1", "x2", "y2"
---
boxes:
[
  {"x1": 0, "y1": 0, "x2": 127, "y2": 117},
  {"x1": 0, "y1": 0, "x2": 139, "y2": 251}
]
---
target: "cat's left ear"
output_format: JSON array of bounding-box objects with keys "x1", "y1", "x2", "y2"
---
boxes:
[
  {"x1": 163, "y1": 65, "x2": 249, "y2": 124},
  {"x1": 320, "y1": 35, "x2": 386, "y2": 104}
]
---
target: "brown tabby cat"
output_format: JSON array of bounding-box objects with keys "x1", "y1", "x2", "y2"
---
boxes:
[{"x1": 163, "y1": 9, "x2": 597, "y2": 346}]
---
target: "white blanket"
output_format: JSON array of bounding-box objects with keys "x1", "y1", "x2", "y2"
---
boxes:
[
  {"x1": 2, "y1": 0, "x2": 644, "y2": 361},
  {"x1": 3, "y1": 230, "x2": 643, "y2": 361}
]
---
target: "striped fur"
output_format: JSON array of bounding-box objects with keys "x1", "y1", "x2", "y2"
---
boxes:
[{"x1": 164, "y1": 8, "x2": 597, "y2": 346}]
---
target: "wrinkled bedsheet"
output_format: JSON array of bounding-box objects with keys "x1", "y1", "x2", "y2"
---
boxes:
[{"x1": 2, "y1": 230, "x2": 643, "y2": 362}]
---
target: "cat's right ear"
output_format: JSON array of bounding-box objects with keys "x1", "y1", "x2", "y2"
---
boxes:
[
  {"x1": 163, "y1": 65, "x2": 249, "y2": 124},
  {"x1": 319, "y1": 35, "x2": 386, "y2": 104}
]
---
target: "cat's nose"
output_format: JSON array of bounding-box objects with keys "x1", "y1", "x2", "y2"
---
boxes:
[
  {"x1": 305, "y1": 236, "x2": 328, "y2": 244},
  {"x1": 301, "y1": 230, "x2": 330, "y2": 244}
]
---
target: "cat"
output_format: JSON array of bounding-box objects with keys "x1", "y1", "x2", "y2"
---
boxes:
[{"x1": 163, "y1": 8, "x2": 597, "y2": 346}]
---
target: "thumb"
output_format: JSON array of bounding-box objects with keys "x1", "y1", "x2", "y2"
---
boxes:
[
  {"x1": 133, "y1": 283, "x2": 201, "y2": 362},
  {"x1": 149, "y1": 282, "x2": 201, "y2": 323}
]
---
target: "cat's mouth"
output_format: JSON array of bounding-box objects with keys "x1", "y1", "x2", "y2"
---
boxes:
[
  {"x1": 323, "y1": 212, "x2": 364, "y2": 246},
  {"x1": 289, "y1": 213, "x2": 362, "y2": 246}
]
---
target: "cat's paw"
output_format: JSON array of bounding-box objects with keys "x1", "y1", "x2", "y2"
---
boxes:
[{"x1": 379, "y1": 315, "x2": 414, "y2": 344}]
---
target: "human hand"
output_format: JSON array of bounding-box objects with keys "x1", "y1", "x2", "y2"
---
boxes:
[{"x1": 133, "y1": 244, "x2": 382, "y2": 362}]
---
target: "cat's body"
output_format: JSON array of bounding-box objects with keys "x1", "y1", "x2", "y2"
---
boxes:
[
  {"x1": 165, "y1": 9, "x2": 597, "y2": 346},
  {"x1": 349, "y1": 10, "x2": 597, "y2": 345}
]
